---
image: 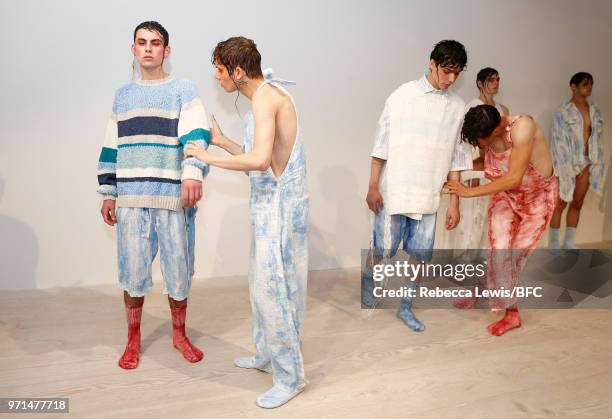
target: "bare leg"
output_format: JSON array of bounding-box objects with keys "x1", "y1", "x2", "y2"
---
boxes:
[
  {"x1": 549, "y1": 198, "x2": 567, "y2": 230},
  {"x1": 566, "y1": 165, "x2": 590, "y2": 228},
  {"x1": 124, "y1": 291, "x2": 144, "y2": 307},
  {"x1": 168, "y1": 296, "x2": 186, "y2": 309},
  {"x1": 564, "y1": 166, "x2": 590, "y2": 249},
  {"x1": 548, "y1": 198, "x2": 566, "y2": 250}
]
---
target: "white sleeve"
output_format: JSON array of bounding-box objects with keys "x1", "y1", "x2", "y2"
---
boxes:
[
  {"x1": 449, "y1": 127, "x2": 473, "y2": 172},
  {"x1": 371, "y1": 102, "x2": 390, "y2": 160}
]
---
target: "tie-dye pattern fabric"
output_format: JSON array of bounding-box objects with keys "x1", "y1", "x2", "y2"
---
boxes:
[
  {"x1": 551, "y1": 101, "x2": 604, "y2": 202},
  {"x1": 372, "y1": 210, "x2": 437, "y2": 262},
  {"x1": 485, "y1": 115, "x2": 558, "y2": 308},
  {"x1": 361, "y1": 210, "x2": 436, "y2": 310},
  {"x1": 116, "y1": 207, "x2": 196, "y2": 300},
  {"x1": 242, "y1": 82, "x2": 309, "y2": 393}
]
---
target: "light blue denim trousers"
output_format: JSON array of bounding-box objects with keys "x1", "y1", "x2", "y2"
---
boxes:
[
  {"x1": 116, "y1": 206, "x2": 196, "y2": 301},
  {"x1": 248, "y1": 172, "x2": 309, "y2": 393},
  {"x1": 372, "y1": 209, "x2": 436, "y2": 261},
  {"x1": 362, "y1": 209, "x2": 436, "y2": 306}
]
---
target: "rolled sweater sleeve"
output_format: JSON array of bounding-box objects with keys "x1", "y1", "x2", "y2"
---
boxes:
[
  {"x1": 179, "y1": 82, "x2": 211, "y2": 182},
  {"x1": 97, "y1": 93, "x2": 119, "y2": 199}
]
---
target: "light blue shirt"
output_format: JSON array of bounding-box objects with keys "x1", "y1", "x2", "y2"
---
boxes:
[{"x1": 551, "y1": 100, "x2": 604, "y2": 202}]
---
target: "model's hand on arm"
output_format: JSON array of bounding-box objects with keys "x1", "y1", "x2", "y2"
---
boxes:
[
  {"x1": 366, "y1": 157, "x2": 385, "y2": 214},
  {"x1": 210, "y1": 115, "x2": 243, "y2": 156},
  {"x1": 443, "y1": 180, "x2": 471, "y2": 197},
  {"x1": 181, "y1": 179, "x2": 202, "y2": 208},
  {"x1": 444, "y1": 118, "x2": 534, "y2": 198},
  {"x1": 186, "y1": 94, "x2": 275, "y2": 172},
  {"x1": 209, "y1": 114, "x2": 225, "y2": 147},
  {"x1": 184, "y1": 142, "x2": 212, "y2": 162},
  {"x1": 445, "y1": 171, "x2": 460, "y2": 229},
  {"x1": 101, "y1": 199, "x2": 117, "y2": 226}
]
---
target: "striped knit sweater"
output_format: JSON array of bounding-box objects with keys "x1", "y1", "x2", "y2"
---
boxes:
[{"x1": 97, "y1": 75, "x2": 210, "y2": 210}]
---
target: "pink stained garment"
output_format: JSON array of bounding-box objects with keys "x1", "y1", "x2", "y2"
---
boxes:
[{"x1": 484, "y1": 115, "x2": 559, "y2": 308}]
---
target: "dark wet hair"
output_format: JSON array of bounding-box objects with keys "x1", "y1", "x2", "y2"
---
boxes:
[
  {"x1": 212, "y1": 36, "x2": 263, "y2": 79},
  {"x1": 476, "y1": 67, "x2": 499, "y2": 84},
  {"x1": 430, "y1": 40, "x2": 467, "y2": 71},
  {"x1": 133, "y1": 21, "x2": 169, "y2": 46},
  {"x1": 569, "y1": 72, "x2": 593, "y2": 86},
  {"x1": 462, "y1": 104, "x2": 501, "y2": 147}
]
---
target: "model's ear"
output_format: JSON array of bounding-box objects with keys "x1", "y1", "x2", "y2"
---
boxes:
[
  {"x1": 233, "y1": 66, "x2": 246, "y2": 81},
  {"x1": 131, "y1": 44, "x2": 136, "y2": 56},
  {"x1": 428, "y1": 59, "x2": 437, "y2": 73},
  {"x1": 493, "y1": 123, "x2": 505, "y2": 137},
  {"x1": 569, "y1": 83, "x2": 577, "y2": 94},
  {"x1": 476, "y1": 80, "x2": 483, "y2": 90},
  {"x1": 164, "y1": 45, "x2": 171, "y2": 59}
]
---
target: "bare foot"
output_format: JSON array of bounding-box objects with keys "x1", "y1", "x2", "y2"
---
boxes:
[{"x1": 487, "y1": 309, "x2": 521, "y2": 336}]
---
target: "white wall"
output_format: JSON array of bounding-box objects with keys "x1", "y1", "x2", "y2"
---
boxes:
[{"x1": 1, "y1": 0, "x2": 611, "y2": 290}]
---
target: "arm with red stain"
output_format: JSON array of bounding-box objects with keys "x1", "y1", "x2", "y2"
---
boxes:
[{"x1": 445, "y1": 118, "x2": 535, "y2": 198}]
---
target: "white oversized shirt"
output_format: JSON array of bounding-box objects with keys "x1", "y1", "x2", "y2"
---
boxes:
[{"x1": 371, "y1": 75, "x2": 472, "y2": 216}]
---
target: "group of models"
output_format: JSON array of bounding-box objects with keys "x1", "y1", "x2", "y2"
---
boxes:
[
  {"x1": 96, "y1": 21, "x2": 603, "y2": 408},
  {"x1": 437, "y1": 68, "x2": 603, "y2": 253},
  {"x1": 363, "y1": 40, "x2": 604, "y2": 337},
  {"x1": 97, "y1": 22, "x2": 306, "y2": 408}
]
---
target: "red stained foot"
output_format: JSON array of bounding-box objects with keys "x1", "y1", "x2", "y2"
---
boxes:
[{"x1": 487, "y1": 308, "x2": 521, "y2": 336}]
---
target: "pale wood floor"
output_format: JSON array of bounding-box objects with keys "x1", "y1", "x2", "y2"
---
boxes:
[{"x1": 2, "y1": 267, "x2": 612, "y2": 419}]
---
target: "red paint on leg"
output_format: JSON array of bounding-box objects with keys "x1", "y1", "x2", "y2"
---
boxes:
[
  {"x1": 453, "y1": 294, "x2": 477, "y2": 309},
  {"x1": 118, "y1": 304, "x2": 142, "y2": 369},
  {"x1": 171, "y1": 305, "x2": 203, "y2": 363}
]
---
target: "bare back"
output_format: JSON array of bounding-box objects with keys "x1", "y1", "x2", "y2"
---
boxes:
[
  {"x1": 489, "y1": 115, "x2": 553, "y2": 177},
  {"x1": 530, "y1": 123, "x2": 554, "y2": 177},
  {"x1": 259, "y1": 83, "x2": 298, "y2": 178}
]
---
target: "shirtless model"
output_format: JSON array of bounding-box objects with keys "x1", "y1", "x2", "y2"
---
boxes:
[{"x1": 445, "y1": 105, "x2": 558, "y2": 336}]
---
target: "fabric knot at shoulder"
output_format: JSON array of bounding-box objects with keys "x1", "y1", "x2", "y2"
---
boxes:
[{"x1": 262, "y1": 68, "x2": 296, "y2": 86}]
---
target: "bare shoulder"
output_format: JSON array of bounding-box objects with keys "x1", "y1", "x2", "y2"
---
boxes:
[
  {"x1": 511, "y1": 116, "x2": 536, "y2": 145},
  {"x1": 254, "y1": 83, "x2": 289, "y2": 106},
  {"x1": 252, "y1": 85, "x2": 280, "y2": 117}
]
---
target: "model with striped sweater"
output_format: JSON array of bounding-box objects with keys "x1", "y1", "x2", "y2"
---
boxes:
[{"x1": 97, "y1": 21, "x2": 209, "y2": 369}]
